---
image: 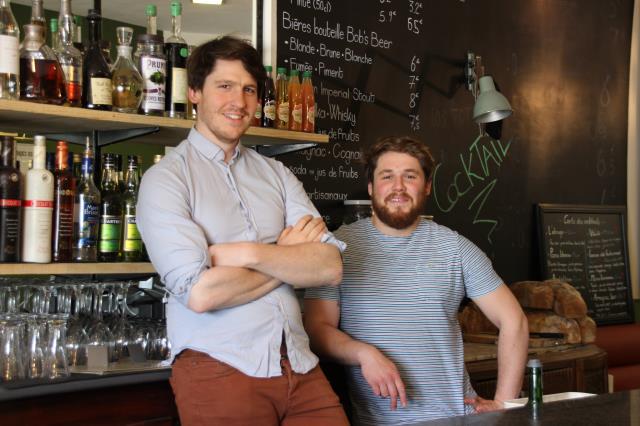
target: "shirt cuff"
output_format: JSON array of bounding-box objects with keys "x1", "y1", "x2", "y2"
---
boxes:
[{"x1": 321, "y1": 232, "x2": 346, "y2": 252}]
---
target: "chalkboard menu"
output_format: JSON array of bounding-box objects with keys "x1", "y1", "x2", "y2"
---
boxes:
[
  {"x1": 537, "y1": 204, "x2": 634, "y2": 325},
  {"x1": 274, "y1": 0, "x2": 633, "y2": 284}
]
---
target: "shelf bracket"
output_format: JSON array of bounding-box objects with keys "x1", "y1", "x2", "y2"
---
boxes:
[{"x1": 254, "y1": 143, "x2": 317, "y2": 157}]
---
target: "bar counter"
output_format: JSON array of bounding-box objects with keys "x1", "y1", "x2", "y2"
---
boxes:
[{"x1": 416, "y1": 389, "x2": 640, "y2": 426}]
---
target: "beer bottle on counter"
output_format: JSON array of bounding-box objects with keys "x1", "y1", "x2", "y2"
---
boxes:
[
  {"x1": 22, "y1": 135, "x2": 54, "y2": 263},
  {"x1": 52, "y1": 141, "x2": 74, "y2": 262},
  {"x1": 98, "y1": 153, "x2": 123, "y2": 262},
  {"x1": 526, "y1": 358, "x2": 543, "y2": 419},
  {"x1": 72, "y1": 137, "x2": 100, "y2": 262},
  {"x1": 288, "y1": 69, "x2": 302, "y2": 131},
  {"x1": 261, "y1": 65, "x2": 276, "y2": 128},
  {"x1": 275, "y1": 67, "x2": 289, "y2": 130},
  {"x1": 0, "y1": 136, "x2": 22, "y2": 262}
]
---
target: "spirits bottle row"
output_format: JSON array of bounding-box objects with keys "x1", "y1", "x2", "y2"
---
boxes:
[
  {"x1": 0, "y1": 135, "x2": 151, "y2": 264},
  {"x1": 253, "y1": 66, "x2": 316, "y2": 133},
  {"x1": 0, "y1": 0, "x2": 190, "y2": 119}
]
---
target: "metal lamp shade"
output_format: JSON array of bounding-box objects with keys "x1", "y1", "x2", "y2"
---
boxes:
[{"x1": 472, "y1": 76, "x2": 513, "y2": 124}]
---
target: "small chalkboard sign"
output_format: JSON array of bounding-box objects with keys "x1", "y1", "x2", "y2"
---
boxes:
[{"x1": 537, "y1": 204, "x2": 634, "y2": 325}]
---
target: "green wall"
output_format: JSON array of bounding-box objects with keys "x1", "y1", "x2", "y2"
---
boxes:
[{"x1": 10, "y1": 3, "x2": 166, "y2": 172}]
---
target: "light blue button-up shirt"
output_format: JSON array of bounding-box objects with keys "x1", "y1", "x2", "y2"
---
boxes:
[{"x1": 137, "y1": 128, "x2": 344, "y2": 377}]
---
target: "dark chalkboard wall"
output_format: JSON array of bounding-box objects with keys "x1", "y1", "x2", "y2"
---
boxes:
[
  {"x1": 275, "y1": 0, "x2": 633, "y2": 284},
  {"x1": 538, "y1": 204, "x2": 634, "y2": 325}
]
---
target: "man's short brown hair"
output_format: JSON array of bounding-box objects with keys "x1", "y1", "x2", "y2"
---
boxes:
[
  {"x1": 364, "y1": 136, "x2": 436, "y2": 183},
  {"x1": 187, "y1": 35, "x2": 266, "y2": 94}
]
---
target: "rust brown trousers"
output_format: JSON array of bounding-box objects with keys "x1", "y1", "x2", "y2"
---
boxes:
[{"x1": 170, "y1": 349, "x2": 350, "y2": 426}]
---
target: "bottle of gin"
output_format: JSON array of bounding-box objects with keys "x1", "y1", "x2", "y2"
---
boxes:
[
  {"x1": 19, "y1": 24, "x2": 66, "y2": 104},
  {"x1": 22, "y1": 135, "x2": 54, "y2": 263},
  {"x1": 56, "y1": 0, "x2": 83, "y2": 107},
  {"x1": 111, "y1": 26, "x2": 142, "y2": 113},
  {"x1": 82, "y1": 9, "x2": 112, "y2": 110},
  {"x1": 164, "y1": 1, "x2": 188, "y2": 118},
  {"x1": 73, "y1": 137, "x2": 100, "y2": 262},
  {"x1": 121, "y1": 155, "x2": 142, "y2": 261},
  {"x1": 0, "y1": 136, "x2": 21, "y2": 262},
  {"x1": 52, "y1": 141, "x2": 74, "y2": 262},
  {"x1": 98, "y1": 153, "x2": 123, "y2": 262}
]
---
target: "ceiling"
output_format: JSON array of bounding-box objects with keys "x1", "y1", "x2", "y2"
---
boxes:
[{"x1": 12, "y1": 0, "x2": 254, "y2": 42}]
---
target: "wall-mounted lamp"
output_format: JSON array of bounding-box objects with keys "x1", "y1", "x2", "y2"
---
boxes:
[{"x1": 466, "y1": 52, "x2": 512, "y2": 124}]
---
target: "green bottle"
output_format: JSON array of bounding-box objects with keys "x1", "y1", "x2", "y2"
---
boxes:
[
  {"x1": 121, "y1": 155, "x2": 143, "y2": 262},
  {"x1": 98, "y1": 153, "x2": 123, "y2": 262}
]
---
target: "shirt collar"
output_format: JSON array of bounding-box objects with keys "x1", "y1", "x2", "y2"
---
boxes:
[{"x1": 187, "y1": 127, "x2": 242, "y2": 163}]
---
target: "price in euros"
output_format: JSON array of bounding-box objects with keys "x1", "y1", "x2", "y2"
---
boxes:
[
  {"x1": 409, "y1": 0, "x2": 423, "y2": 15},
  {"x1": 407, "y1": 17, "x2": 423, "y2": 35},
  {"x1": 409, "y1": 75, "x2": 420, "y2": 89},
  {"x1": 409, "y1": 114, "x2": 421, "y2": 131},
  {"x1": 378, "y1": 10, "x2": 397, "y2": 23},
  {"x1": 409, "y1": 92, "x2": 420, "y2": 109},
  {"x1": 410, "y1": 56, "x2": 420, "y2": 72}
]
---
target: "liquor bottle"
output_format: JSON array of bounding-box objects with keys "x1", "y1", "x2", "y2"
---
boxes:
[
  {"x1": 52, "y1": 141, "x2": 74, "y2": 262},
  {"x1": 288, "y1": 69, "x2": 302, "y2": 131},
  {"x1": 112, "y1": 27, "x2": 143, "y2": 113},
  {"x1": 73, "y1": 137, "x2": 100, "y2": 262},
  {"x1": 165, "y1": 1, "x2": 188, "y2": 119},
  {"x1": 19, "y1": 24, "x2": 66, "y2": 105},
  {"x1": 22, "y1": 135, "x2": 54, "y2": 263},
  {"x1": 98, "y1": 153, "x2": 123, "y2": 262},
  {"x1": 72, "y1": 15, "x2": 83, "y2": 53},
  {"x1": 0, "y1": 0, "x2": 20, "y2": 100},
  {"x1": 301, "y1": 70, "x2": 315, "y2": 133},
  {"x1": 114, "y1": 153, "x2": 125, "y2": 192},
  {"x1": 146, "y1": 4, "x2": 157, "y2": 35},
  {"x1": 186, "y1": 45, "x2": 196, "y2": 119},
  {"x1": 261, "y1": 65, "x2": 276, "y2": 128},
  {"x1": 82, "y1": 9, "x2": 112, "y2": 110},
  {"x1": 121, "y1": 155, "x2": 142, "y2": 262},
  {"x1": 0, "y1": 136, "x2": 21, "y2": 262},
  {"x1": 56, "y1": 0, "x2": 83, "y2": 107},
  {"x1": 46, "y1": 152, "x2": 55, "y2": 172},
  {"x1": 30, "y1": 0, "x2": 45, "y2": 28},
  {"x1": 275, "y1": 67, "x2": 289, "y2": 130},
  {"x1": 72, "y1": 152, "x2": 81, "y2": 187},
  {"x1": 49, "y1": 18, "x2": 59, "y2": 51},
  {"x1": 136, "y1": 34, "x2": 166, "y2": 116}
]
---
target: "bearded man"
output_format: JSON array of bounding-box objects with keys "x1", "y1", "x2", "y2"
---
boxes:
[{"x1": 304, "y1": 136, "x2": 528, "y2": 425}]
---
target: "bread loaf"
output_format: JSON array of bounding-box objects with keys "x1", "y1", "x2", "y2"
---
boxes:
[
  {"x1": 545, "y1": 280, "x2": 588, "y2": 318},
  {"x1": 577, "y1": 316, "x2": 597, "y2": 343},
  {"x1": 510, "y1": 281, "x2": 554, "y2": 310},
  {"x1": 459, "y1": 302, "x2": 498, "y2": 334},
  {"x1": 525, "y1": 310, "x2": 582, "y2": 344}
]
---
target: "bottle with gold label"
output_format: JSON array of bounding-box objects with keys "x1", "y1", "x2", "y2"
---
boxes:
[
  {"x1": 165, "y1": 0, "x2": 188, "y2": 118},
  {"x1": 82, "y1": 9, "x2": 112, "y2": 110}
]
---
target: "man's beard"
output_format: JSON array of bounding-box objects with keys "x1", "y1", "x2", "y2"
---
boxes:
[{"x1": 372, "y1": 191, "x2": 425, "y2": 230}]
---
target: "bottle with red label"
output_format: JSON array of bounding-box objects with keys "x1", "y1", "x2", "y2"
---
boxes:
[
  {"x1": 288, "y1": 69, "x2": 302, "y2": 131},
  {"x1": 22, "y1": 135, "x2": 54, "y2": 263},
  {"x1": 301, "y1": 70, "x2": 315, "y2": 133},
  {"x1": 0, "y1": 136, "x2": 22, "y2": 262}
]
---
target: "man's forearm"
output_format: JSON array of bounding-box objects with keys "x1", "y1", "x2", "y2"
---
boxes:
[
  {"x1": 494, "y1": 314, "x2": 529, "y2": 402},
  {"x1": 218, "y1": 242, "x2": 342, "y2": 288},
  {"x1": 188, "y1": 266, "x2": 281, "y2": 313},
  {"x1": 306, "y1": 320, "x2": 370, "y2": 366}
]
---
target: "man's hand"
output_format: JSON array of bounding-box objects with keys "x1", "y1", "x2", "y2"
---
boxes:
[
  {"x1": 358, "y1": 345, "x2": 407, "y2": 410},
  {"x1": 464, "y1": 396, "x2": 504, "y2": 413},
  {"x1": 278, "y1": 215, "x2": 327, "y2": 246}
]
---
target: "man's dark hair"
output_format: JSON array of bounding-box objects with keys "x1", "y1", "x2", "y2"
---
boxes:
[
  {"x1": 187, "y1": 35, "x2": 266, "y2": 94},
  {"x1": 364, "y1": 136, "x2": 436, "y2": 183}
]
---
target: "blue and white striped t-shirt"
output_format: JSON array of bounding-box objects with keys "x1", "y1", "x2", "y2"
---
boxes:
[{"x1": 305, "y1": 218, "x2": 503, "y2": 425}]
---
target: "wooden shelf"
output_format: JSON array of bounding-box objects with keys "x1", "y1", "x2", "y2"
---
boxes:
[
  {"x1": 0, "y1": 99, "x2": 328, "y2": 146},
  {"x1": 0, "y1": 262, "x2": 156, "y2": 276}
]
